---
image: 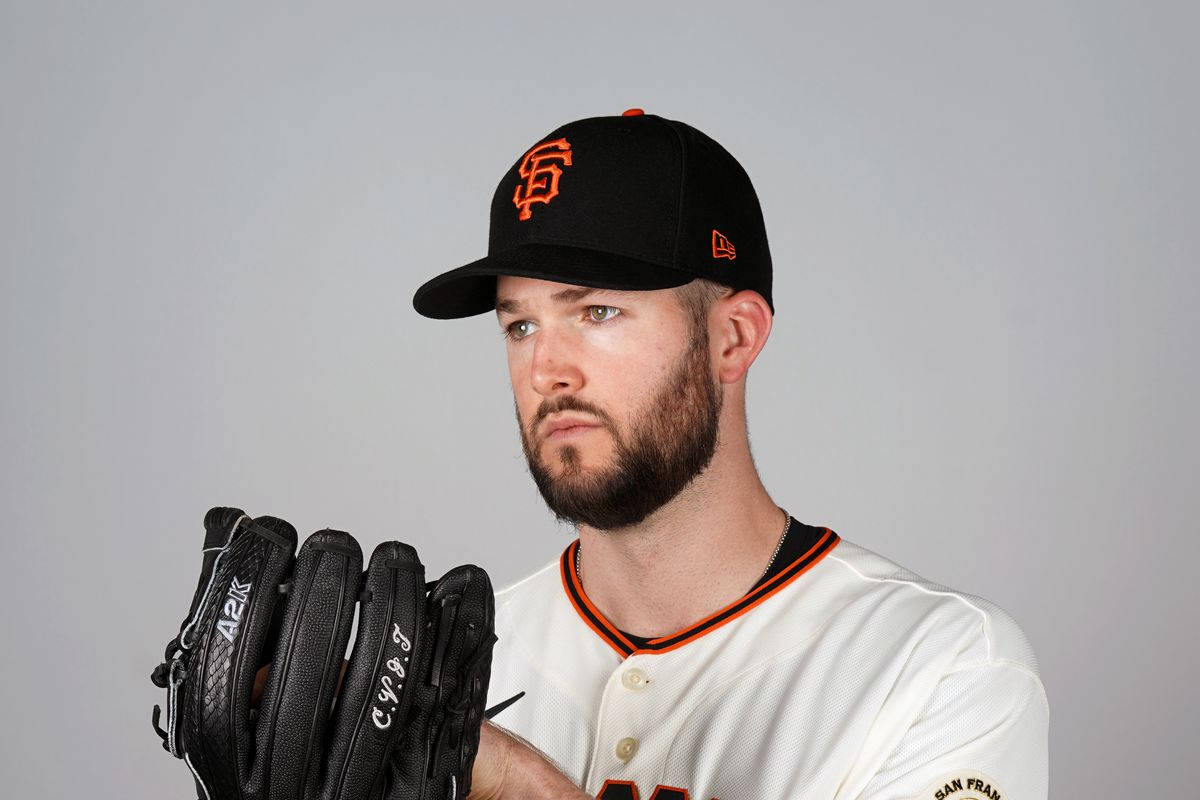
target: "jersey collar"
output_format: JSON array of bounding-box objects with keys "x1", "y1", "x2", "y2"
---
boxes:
[{"x1": 558, "y1": 526, "x2": 840, "y2": 658}]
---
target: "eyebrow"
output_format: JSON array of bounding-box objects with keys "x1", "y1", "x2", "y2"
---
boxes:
[{"x1": 495, "y1": 286, "x2": 635, "y2": 316}]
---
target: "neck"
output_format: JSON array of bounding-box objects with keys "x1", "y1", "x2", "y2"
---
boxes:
[{"x1": 575, "y1": 409, "x2": 785, "y2": 638}]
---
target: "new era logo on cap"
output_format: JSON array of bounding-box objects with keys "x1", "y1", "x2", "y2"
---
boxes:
[{"x1": 712, "y1": 229, "x2": 736, "y2": 260}]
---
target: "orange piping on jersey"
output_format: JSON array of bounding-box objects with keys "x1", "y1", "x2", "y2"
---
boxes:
[
  {"x1": 643, "y1": 528, "x2": 835, "y2": 643},
  {"x1": 636, "y1": 530, "x2": 837, "y2": 655},
  {"x1": 559, "y1": 541, "x2": 639, "y2": 654},
  {"x1": 559, "y1": 527, "x2": 840, "y2": 658}
]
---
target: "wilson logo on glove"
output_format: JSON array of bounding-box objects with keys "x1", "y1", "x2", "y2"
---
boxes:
[{"x1": 216, "y1": 577, "x2": 252, "y2": 643}]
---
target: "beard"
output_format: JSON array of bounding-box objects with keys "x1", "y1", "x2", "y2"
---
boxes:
[{"x1": 517, "y1": 323, "x2": 723, "y2": 531}]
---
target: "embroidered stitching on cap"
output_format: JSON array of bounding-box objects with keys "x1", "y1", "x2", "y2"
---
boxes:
[
  {"x1": 513, "y1": 138, "x2": 573, "y2": 221},
  {"x1": 712, "y1": 229, "x2": 736, "y2": 259}
]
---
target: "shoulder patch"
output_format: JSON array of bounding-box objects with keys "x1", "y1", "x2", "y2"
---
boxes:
[{"x1": 914, "y1": 770, "x2": 1007, "y2": 800}]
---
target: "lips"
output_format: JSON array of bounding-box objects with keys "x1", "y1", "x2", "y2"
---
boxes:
[{"x1": 541, "y1": 415, "x2": 603, "y2": 441}]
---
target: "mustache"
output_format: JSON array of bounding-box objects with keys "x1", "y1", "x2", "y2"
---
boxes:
[{"x1": 529, "y1": 395, "x2": 617, "y2": 439}]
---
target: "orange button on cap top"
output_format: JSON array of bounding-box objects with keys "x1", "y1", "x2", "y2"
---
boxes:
[{"x1": 621, "y1": 108, "x2": 645, "y2": 116}]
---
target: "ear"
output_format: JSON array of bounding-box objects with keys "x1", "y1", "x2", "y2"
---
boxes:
[{"x1": 712, "y1": 289, "x2": 773, "y2": 384}]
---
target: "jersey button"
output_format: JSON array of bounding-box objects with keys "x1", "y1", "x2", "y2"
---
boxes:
[
  {"x1": 615, "y1": 737, "x2": 639, "y2": 762},
  {"x1": 621, "y1": 668, "x2": 649, "y2": 690}
]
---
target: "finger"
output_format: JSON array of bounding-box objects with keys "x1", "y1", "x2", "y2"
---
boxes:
[
  {"x1": 249, "y1": 528, "x2": 364, "y2": 800},
  {"x1": 252, "y1": 661, "x2": 270, "y2": 708},
  {"x1": 319, "y1": 541, "x2": 427, "y2": 800}
]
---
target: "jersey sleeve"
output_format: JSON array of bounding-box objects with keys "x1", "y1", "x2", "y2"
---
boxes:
[{"x1": 852, "y1": 661, "x2": 1049, "y2": 800}]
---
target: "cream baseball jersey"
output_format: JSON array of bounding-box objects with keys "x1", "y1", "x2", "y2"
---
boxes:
[{"x1": 484, "y1": 519, "x2": 1048, "y2": 799}]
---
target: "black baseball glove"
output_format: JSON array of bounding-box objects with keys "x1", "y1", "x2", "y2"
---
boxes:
[{"x1": 150, "y1": 506, "x2": 515, "y2": 800}]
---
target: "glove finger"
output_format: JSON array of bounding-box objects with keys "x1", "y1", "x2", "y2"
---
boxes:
[
  {"x1": 179, "y1": 507, "x2": 250, "y2": 650},
  {"x1": 384, "y1": 564, "x2": 496, "y2": 800},
  {"x1": 179, "y1": 511, "x2": 298, "y2": 800},
  {"x1": 318, "y1": 541, "x2": 427, "y2": 800},
  {"x1": 249, "y1": 528, "x2": 364, "y2": 800}
]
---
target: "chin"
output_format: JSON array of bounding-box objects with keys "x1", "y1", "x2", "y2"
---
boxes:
[
  {"x1": 545, "y1": 443, "x2": 615, "y2": 478},
  {"x1": 544, "y1": 435, "x2": 610, "y2": 458}
]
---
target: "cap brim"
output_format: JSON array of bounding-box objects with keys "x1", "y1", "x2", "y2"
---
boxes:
[{"x1": 412, "y1": 243, "x2": 696, "y2": 319}]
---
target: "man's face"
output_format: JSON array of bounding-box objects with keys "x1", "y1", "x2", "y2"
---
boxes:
[{"x1": 495, "y1": 276, "x2": 723, "y2": 530}]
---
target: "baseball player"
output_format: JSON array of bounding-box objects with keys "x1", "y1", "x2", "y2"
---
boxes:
[{"x1": 412, "y1": 109, "x2": 1048, "y2": 800}]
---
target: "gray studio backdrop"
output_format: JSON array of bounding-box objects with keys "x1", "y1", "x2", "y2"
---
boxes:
[{"x1": 2, "y1": 2, "x2": 1196, "y2": 798}]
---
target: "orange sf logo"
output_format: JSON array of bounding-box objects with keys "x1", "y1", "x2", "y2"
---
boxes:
[{"x1": 512, "y1": 138, "x2": 572, "y2": 221}]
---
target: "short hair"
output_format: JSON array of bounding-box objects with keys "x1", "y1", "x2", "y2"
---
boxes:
[{"x1": 675, "y1": 278, "x2": 734, "y2": 332}]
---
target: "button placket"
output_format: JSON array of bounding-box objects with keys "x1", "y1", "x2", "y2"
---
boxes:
[
  {"x1": 599, "y1": 658, "x2": 652, "y2": 770},
  {"x1": 621, "y1": 666, "x2": 649, "y2": 690}
]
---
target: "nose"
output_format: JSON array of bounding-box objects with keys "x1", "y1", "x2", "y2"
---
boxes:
[{"x1": 530, "y1": 326, "x2": 584, "y2": 398}]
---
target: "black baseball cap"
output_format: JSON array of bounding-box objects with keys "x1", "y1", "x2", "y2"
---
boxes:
[{"x1": 411, "y1": 108, "x2": 773, "y2": 319}]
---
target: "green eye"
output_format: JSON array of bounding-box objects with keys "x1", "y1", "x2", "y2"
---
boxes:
[
  {"x1": 587, "y1": 305, "x2": 620, "y2": 322},
  {"x1": 507, "y1": 320, "x2": 537, "y2": 340}
]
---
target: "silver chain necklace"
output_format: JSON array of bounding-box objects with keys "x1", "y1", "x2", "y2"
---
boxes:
[
  {"x1": 759, "y1": 507, "x2": 791, "y2": 580},
  {"x1": 574, "y1": 507, "x2": 792, "y2": 584}
]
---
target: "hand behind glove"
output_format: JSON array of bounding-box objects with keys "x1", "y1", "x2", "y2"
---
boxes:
[{"x1": 151, "y1": 507, "x2": 497, "y2": 800}]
